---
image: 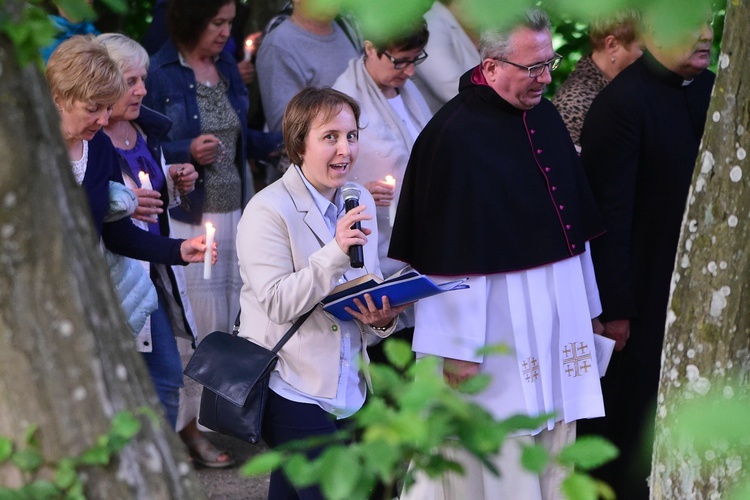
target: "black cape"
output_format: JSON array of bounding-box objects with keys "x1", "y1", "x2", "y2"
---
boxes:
[{"x1": 389, "y1": 66, "x2": 604, "y2": 276}]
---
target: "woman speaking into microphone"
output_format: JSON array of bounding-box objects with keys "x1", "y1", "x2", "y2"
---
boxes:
[{"x1": 235, "y1": 87, "x2": 407, "y2": 499}]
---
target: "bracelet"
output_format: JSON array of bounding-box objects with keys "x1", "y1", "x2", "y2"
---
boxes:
[{"x1": 371, "y1": 318, "x2": 395, "y2": 332}]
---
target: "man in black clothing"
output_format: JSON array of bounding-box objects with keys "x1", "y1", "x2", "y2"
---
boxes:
[{"x1": 579, "y1": 9, "x2": 715, "y2": 499}]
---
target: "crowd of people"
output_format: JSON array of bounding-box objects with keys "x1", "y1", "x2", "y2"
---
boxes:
[{"x1": 44, "y1": 0, "x2": 717, "y2": 498}]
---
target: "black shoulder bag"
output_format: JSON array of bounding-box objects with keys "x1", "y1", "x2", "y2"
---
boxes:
[{"x1": 184, "y1": 308, "x2": 314, "y2": 444}]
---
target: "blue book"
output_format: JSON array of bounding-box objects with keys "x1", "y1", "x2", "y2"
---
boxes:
[{"x1": 321, "y1": 267, "x2": 469, "y2": 321}]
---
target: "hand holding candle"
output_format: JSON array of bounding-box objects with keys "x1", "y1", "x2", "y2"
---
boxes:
[
  {"x1": 203, "y1": 222, "x2": 215, "y2": 280},
  {"x1": 384, "y1": 175, "x2": 397, "y2": 226},
  {"x1": 138, "y1": 171, "x2": 153, "y2": 191},
  {"x1": 243, "y1": 37, "x2": 254, "y2": 62}
]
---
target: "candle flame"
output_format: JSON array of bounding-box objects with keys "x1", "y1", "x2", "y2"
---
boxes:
[
  {"x1": 385, "y1": 175, "x2": 396, "y2": 185},
  {"x1": 206, "y1": 222, "x2": 214, "y2": 231}
]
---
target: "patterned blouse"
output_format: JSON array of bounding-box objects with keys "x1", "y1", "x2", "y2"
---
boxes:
[
  {"x1": 196, "y1": 78, "x2": 242, "y2": 213},
  {"x1": 552, "y1": 55, "x2": 610, "y2": 148}
]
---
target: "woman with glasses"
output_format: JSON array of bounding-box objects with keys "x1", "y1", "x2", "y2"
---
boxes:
[{"x1": 333, "y1": 20, "x2": 432, "y2": 363}]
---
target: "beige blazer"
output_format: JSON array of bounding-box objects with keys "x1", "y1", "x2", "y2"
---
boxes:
[{"x1": 236, "y1": 166, "x2": 389, "y2": 398}]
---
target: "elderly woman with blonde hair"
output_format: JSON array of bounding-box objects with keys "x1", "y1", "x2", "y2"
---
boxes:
[
  {"x1": 45, "y1": 34, "x2": 213, "y2": 428},
  {"x1": 552, "y1": 10, "x2": 643, "y2": 149}
]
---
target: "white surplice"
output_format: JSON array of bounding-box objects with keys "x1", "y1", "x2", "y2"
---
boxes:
[{"x1": 412, "y1": 242, "x2": 605, "y2": 431}]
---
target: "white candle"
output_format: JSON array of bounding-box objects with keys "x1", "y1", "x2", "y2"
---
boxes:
[
  {"x1": 243, "y1": 38, "x2": 254, "y2": 62},
  {"x1": 138, "y1": 171, "x2": 153, "y2": 191},
  {"x1": 203, "y1": 222, "x2": 215, "y2": 280},
  {"x1": 384, "y1": 175, "x2": 397, "y2": 227}
]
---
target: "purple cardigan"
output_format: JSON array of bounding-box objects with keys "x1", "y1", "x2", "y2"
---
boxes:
[{"x1": 81, "y1": 130, "x2": 186, "y2": 265}]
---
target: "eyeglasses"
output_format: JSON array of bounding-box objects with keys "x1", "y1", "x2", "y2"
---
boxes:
[
  {"x1": 494, "y1": 53, "x2": 563, "y2": 78},
  {"x1": 382, "y1": 50, "x2": 428, "y2": 70}
]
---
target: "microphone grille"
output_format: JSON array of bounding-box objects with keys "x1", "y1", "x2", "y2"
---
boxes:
[{"x1": 341, "y1": 183, "x2": 360, "y2": 201}]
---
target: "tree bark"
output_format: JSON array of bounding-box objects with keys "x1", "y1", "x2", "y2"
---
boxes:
[
  {"x1": 0, "y1": 2, "x2": 205, "y2": 497},
  {"x1": 651, "y1": 1, "x2": 750, "y2": 498}
]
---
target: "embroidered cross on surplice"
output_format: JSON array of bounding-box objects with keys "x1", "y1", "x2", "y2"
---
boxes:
[
  {"x1": 563, "y1": 342, "x2": 592, "y2": 378},
  {"x1": 522, "y1": 357, "x2": 540, "y2": 383}
]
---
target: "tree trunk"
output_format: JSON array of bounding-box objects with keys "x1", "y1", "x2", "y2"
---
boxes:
[
  {"x1": 651, "y1": 1, "x2": 750, "y2": 498},
  {"x1": 0, "y1": 3, "x2": 205, "y2": 497}
]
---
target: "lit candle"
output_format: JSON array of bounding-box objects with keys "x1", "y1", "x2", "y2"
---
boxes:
[
  {"x1": 138, "y1": 171, "x2": 153, "y2": 191},
  {"x1": 384, "y1": 175, "x2": 397, "y2": 227},
  {"x1": 203, "y1": 222, "x2": 215, "y2": 280},
  {"x1": 243, "y1": 37, "x2": 254, "y2": 62}
]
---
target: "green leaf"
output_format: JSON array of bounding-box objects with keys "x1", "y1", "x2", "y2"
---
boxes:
[
  {"x1": 561, "y1": 472, "x2": 598, "y2": 500},
  {"x1": 107, "y1": 411, "x2": 141, "y2": 451},
  {"x1": 54, "y1": 458, "x2": 79, "y2": 490},
  {"x1": 56, "y1": 0, "x2": 97, "y2": 22},
  {"x1": 419, "y1": 451, "x2": 464, "y2": 477},
  {"x1": 283, "y1": 454, "x2": 318, "y2": 488},
  {"x1": 65, "y1": 479, "x2": 85, "y2": 500},
  {"x1": 11, "y1": 448, "x2": 44, "y2": 472},
  {"x1": 0, "y1": 487, "x2": 23, "y2": 500},
  {"x1": 595, "y1": 478, "x2": 617, "y2": 500},
  {"x1": 383, "y1": 338, "x2": 414, "y2": 370},
  {"x1": 360, "y1": 441, "x2": 401, "y2": 483},
  {"x1": 475, "y1": 343, "x2": 511, "y2": 357},
  {"x1": 111, "y1": 411, "x2": 141, "y2": 440},
  {"x1": 78, "y1": 445, "x2": 110, "y2": 466},
  {"x1": 557, "y1": 435, "x2": 618, "y2": 470},
  {"x1": 520, "y1": 444, "x2": 549, "y2": 474},
  {"x1": 457, "y1": 373, "x2": 491, "y2": 394},
  {"x1": 319, "y1": 447, "x2": 362, "y2": 500},
  {"x1": 21, "y1": 480, "x2": 59, "y2": 499},
  {"x1": 0, "y1": 437, "x2": 13, "y2": 462},
  {"x1": 241, "y1": 451, "x2": 283, "y2": 476},
  {"x1": 670, "y1": 396, "x2": 750, "y2": 450},
  {"x1": 498, "y1": 413, "x2": 553, "y2": 434},
  {"x1": 98, "y1": 0, "x2": 128, "y2": 15},
  {"x1": 23, "y1": 424, "x2": 39, "y2": 446}
]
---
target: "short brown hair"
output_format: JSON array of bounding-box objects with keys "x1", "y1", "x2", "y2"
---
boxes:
[
  {"x1": 282, "y1": 87, "x2": 361, "y2": 167},
  {"x1": 589, "y1": 10, "x2": 641, "y2": 51},
  {"x1": 46, "y1": 35, "x2": 126, "y2": 110}
]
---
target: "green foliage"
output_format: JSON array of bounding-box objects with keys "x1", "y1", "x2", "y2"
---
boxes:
[
  {"x1": 242, "y1": 340, "x2": 616, "y2": 499},
  {"x1": 0, "y1": 1, "x2": 59, "y2": 67},
  {"x1": 0, "y1": 410, "x2": 142, "y2": 499},
  {"x1": 557, "y1": 435, "x2": 619, "y2": 470},
  {"x1": 658, "y1": 385, "x2": 750, "y2": 499},
  {"x1": 561, "y1": 472, "x2": 600, "y2": 500},
  {"x1": 0, "y1": 0, "x2": 128, "y2": 68}
]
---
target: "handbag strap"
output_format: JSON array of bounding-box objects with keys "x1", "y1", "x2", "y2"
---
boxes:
[
  {"x1": 230, "y1": 307, "x2": 315, "y2": 355},
  {"x1": 271, "y1": 308, "x2": 315, "y2": 354}
]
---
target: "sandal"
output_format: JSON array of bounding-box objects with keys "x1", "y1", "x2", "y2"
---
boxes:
[{"x1": 184, "y1": 435, "x2": 236, "y2": 469}]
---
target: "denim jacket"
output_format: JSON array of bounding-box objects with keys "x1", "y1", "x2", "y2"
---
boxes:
[{"x1": 145, "y1": 40, "x2": 263, "y2": 224}]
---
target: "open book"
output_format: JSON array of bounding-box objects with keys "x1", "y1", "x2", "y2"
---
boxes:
[{"x1": 321, "y1": 267, "x2": 469, "y2": 321}]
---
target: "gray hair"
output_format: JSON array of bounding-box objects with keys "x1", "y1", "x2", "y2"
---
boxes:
[
  {"x1": 95, "y1": 33, "x2": 150, "y2": 73},
  {"x1": 479, "y1": 9, "x2": 551, "y2": 60}
]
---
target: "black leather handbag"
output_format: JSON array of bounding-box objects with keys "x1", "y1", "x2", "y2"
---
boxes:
[{"x1": 183, "y1": 309, "x2": 314, "y2": 444}]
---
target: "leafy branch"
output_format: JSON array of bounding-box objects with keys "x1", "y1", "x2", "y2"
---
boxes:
[
  {"x1": 0, "y1": 0, "x2": 126, "y2": 67},
  {"x1": 0, "y1": 409, "x2": 149, "y2": 500},
  {"x1": 242, "y1": 340, "x2": 618, "y2": 500}
]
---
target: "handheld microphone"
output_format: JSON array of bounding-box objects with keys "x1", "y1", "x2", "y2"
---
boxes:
[{"x1": 341, "y1": 184, "x2": 365, "y2": 268}]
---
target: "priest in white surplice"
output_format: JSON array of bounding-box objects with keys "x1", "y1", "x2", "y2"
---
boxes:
[{"x1": 389, "y1": 9, "x2": 607, "y2": 500}]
